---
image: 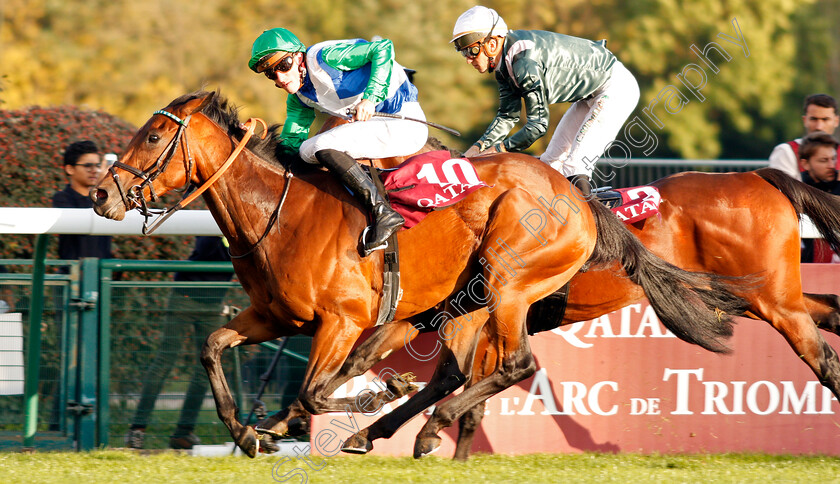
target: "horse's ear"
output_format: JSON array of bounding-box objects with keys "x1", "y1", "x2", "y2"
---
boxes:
[
  {"x1": 194, "y1": 91, "x2": 218, "y2": 114},
  {"x1": 184, "y1": 91, "x2": 217, "y2": 116}
]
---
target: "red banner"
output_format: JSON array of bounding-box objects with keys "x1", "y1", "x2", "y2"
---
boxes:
[{"x1": 311, "y1": 265, "x2": 840, "y2": 456}]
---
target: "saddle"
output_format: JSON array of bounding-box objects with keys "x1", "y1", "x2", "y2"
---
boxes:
[{"x1": 365, "y1": 151, "x2": 490, "y2": 326}]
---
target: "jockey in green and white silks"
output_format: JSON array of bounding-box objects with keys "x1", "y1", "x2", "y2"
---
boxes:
[
  {"x1": 282, "y1": 39, "x2": 426, "y2": 162},
  {"x1": 451, "y1": 6, "x2": 640, "y2": 197},
  {"x1": 249, "y1": 28, "x2": 427, "y2": 256}
]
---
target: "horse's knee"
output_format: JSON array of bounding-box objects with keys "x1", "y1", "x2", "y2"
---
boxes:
[{"x1": 200, "y1": 334, "x2": 223, "y2": 368}]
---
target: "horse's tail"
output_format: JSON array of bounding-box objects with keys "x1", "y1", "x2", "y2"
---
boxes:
[
  {"x1": 586, "y1": 199, "x2": 750, "y2": 354},
  {"x1": 754, "y1": 167, "x2": 840, "y2": 254}
]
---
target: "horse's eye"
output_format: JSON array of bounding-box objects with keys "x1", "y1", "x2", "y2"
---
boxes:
[{"x1": 148, "y1": 134, "x2": 160, "y2": 143}]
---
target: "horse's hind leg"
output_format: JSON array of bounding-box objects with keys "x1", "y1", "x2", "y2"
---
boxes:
[
  {"x1": 804, "y1": 292, "x2": 840, "y2": 335},
  {"x1": 201, "y1": 307, "x2": 286, "y2": 458},
  {"x1": 413, "y1": 304, "x2": 538, "y2": 458},
  {"x1": 766, "y1": 304, "x2": 840, "y2": 401},
  {"x1": 453, "y1": 325, "x2": 495, "y2": 461},
  {"x1": 341, "y1": 308, "x2": 485, "y2": 454}
]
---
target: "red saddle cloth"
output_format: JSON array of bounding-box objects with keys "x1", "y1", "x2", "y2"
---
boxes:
[
  {"x1": 382, "y1": 150, "x2": 489, "y2": 229},
  {"x1": 610, "y1": 186, "x2": 661, "y2": 223}
]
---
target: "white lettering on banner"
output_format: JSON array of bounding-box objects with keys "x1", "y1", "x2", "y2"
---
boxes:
[
  {"x1": 552, "y1": 304, "x2": 676, "y2": 348},
  {"x1": 518, "y1": 369, "x2": 562, "y2": 415},
  {"x1": 630, "y1": 398, "x2": 661, "y2": 415},
  {"x1": 513, "y1": 369, "x2": 618, "y2": 416},
  {"x1": 664, "y1": 368, "x2": 838, "y2": 416},
  {"x1": 416, "y1": 158, "x2": 481, "y2": 186}
]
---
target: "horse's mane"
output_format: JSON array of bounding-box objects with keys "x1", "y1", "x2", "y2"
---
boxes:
[{"x1": 171, "y1": 89, "x2": 304, "y2": 170}]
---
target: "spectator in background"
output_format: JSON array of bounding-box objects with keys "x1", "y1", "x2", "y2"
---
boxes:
[
  {"x1": 768, "y1": 94, "x2": 840, "y2": 180},
  {"x1": 798, "y1": 131, "x2": 840, "y2": 263},
  {"x1": 125, "y1": 236, "x2": 232, "y2": 450},
  {"x1": 52, "y1": 140, "x2": 112, "y2": 260}
]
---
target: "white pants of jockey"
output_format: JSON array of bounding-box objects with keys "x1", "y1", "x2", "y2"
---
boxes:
[
  {"x1": 299, "y1": 101, "x2": 429, "y2": 163},
  {"x1": 540, "y1": 61, "x2": 640, "y2": 178}
]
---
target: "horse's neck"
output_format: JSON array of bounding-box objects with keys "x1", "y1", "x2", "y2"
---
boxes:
[
  {"x1": 197, "y1": 149, "x2": 295, "y2": 247},
  {"x1": 196, "y1": 148, "x2": 353, "y2": 255}
]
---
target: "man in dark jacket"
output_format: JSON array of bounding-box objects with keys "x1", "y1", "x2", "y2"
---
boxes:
[
  {"x1": 799, "y1": 131, "x2": 840, "y2": 262},
  {"x1": 52, "y1": 140, "x2": 112, "y2": 260}
]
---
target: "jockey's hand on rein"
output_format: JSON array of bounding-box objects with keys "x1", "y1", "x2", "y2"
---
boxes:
[{"x1": 352, "y1": 99, "x2": 375, "y2": 122}]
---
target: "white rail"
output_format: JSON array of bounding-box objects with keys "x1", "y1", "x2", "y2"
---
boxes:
[{"x1": 0, "y1": 208, "x2": 222, "y2": 236}]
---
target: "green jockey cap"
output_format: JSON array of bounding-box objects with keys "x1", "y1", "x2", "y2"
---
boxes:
[{"x1": 248, "y1": 28, "x2": 306, "y2": 72}]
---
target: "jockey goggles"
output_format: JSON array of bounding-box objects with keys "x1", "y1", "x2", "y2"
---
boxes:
[
  {"x1": 256, "y1": 52, "x2": 296, "y2": 78},
  {"x1": 458, "y1": 41, "x2": 484, "y2": 59}
]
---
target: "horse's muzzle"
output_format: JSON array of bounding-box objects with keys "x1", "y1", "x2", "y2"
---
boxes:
[{"x1": 90, "y1": 186, "x2": 127, "y2": 220}]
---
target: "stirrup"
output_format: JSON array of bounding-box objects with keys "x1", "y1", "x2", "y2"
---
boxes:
[{"x1": 360, "y1": 226, "x2": 389, "y2": 255}]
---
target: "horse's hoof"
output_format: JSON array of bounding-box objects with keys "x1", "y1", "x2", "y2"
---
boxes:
[
  {"x1": 237, "y1": 427, "x2": 260, "y2": 458},
  {"x1": 387, "y1": 372, "x2": 419, "y2": 398},
  {"x1": 259, "y1": 435, "x2": 280, "y2": 454},
  {"x1": 413, "y1": 435, "x2": 442, "y2": 459},
  {"x1": 341, "y1": 433, "x2": 373, "y2": 454}
]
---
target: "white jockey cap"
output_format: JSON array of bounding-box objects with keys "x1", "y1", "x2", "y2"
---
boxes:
[{"x1": 450, "y1": 6, "x2": 509, "y2": 50}]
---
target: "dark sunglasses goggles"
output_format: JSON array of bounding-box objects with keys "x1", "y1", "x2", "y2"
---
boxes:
[{"x1": 260, "y1": 53, "x2": 296, "y2": 79}]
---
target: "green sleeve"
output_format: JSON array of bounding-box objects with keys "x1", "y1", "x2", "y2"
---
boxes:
[
  {"x1": 476, "y1": 77, "x2": 521, "y2": 150},
  {"x1": 320, "y1": 39, "x2": 394, "y2": 104},
  {"x1": 278, "y1": 93, "x2": 316, "y2": 155}
]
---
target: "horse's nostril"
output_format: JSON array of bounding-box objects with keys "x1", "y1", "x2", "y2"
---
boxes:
[{"x1": 94, "y1": 188, "x2": 108, "y2": 203}]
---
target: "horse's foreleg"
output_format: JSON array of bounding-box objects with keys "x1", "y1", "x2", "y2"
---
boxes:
[
  {"x1": 200, "y1": 307, "x2": 284, "y2": 458},
  {"x1": 296, "y1": 316, "x2": 366, "y2": 417},
  {"x1": 257, "y1": 319, "x2": 418, "y2": 438}
]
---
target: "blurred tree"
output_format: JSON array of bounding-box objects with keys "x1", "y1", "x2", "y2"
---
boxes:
[{"x1": 0, "y1": 0, "x2": 834, "y2": 163}]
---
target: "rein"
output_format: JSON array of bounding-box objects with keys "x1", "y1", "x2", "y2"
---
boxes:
[{"x1": 109, "y1": 110, "x2": 269, "y2": 235}]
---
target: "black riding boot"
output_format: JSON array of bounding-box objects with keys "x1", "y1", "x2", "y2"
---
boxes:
[
  {"x1": 566, "y1": 174, "x2": 593, "y2": 201},
  {"x1": 315, "y1": 149, "x2": 404, "y2": 257}
]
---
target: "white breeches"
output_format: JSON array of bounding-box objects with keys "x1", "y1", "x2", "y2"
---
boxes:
[
  {"x1": 299, "y1": 102, "x2": 429, "y2": 163},
  {"x1": 540, "y1": 62, "x2": 640, "y2": 177}
]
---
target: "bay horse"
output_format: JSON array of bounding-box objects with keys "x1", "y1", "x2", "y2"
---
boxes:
[
  {"x1": 91, "y1": 90, "x2": 748, "y2": 457},
  {"x1": 304, "y1": 167, "x2": 840, "y2": 458}
]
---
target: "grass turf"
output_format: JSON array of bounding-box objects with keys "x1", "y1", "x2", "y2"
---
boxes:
[{"x1": 1, "y1": 450, "x2": 840, "y2": 483}]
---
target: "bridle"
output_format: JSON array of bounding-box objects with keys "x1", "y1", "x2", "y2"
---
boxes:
[
  {"x1": 108, "y1": 109, "x2": 194, "y2": 232},
  {"x1": 107, "y1": 108, "x2": 274, "y2": 236}
]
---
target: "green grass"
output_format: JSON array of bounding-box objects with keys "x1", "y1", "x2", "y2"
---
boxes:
[{"x1": 1, "y1": 450, "x2": 839, "y2": 483}]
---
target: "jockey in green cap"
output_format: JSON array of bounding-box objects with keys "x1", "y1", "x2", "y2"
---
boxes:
[
  {"x1": 249, "y1": 28, "x2": 428, "y2": 257},
  {"x1": 451, "y1": 6, "x2": 640, "y2": 198}
]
